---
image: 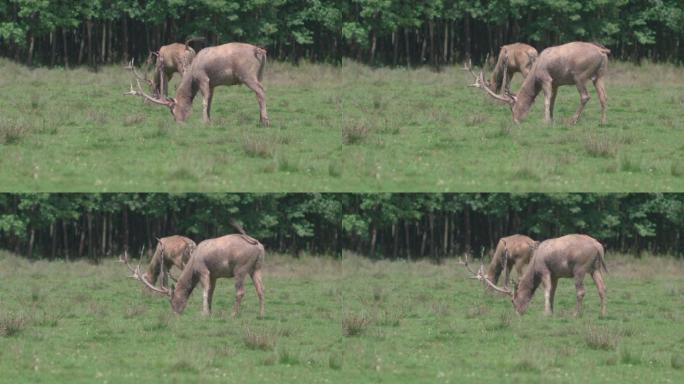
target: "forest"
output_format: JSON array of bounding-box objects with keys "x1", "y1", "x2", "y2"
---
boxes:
[
  {"x1": 1, "y1": 1, "x2": 683, "y2": 67},
  {"x1": 0, "y1": 193, "x2": 682, "y2": 260}
]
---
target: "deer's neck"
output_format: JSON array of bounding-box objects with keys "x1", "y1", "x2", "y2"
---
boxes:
[
  {"x1": 512, "y1": 74, "x2": 540, "y2": 119},
  {"x1": 175, "y1": 261, "x2": 199, "y2": 298},
  {"x1": 146, "y1": 246, "x2": 163, "y2": 281},
  {"x1": 517, "y1": 266, "x2": 541, "y2": 298},
  {"x1": 486, "y1": 251, "x2": 504, "y2": 282},
  {"x1": 175, "y1": 74, "x2": 199, "y2": 105}
]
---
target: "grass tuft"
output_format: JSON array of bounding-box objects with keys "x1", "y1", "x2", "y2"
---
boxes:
[
  {"x1": 243, "y1": 135, "x2": 276, "y2": 158},
  {"x1": 0, "y1": 119, "x2": 30, "y2": 145},
  {"x1": 328, "y1": 353, "x2": 343, "y2": 370},
  {"x1": 0, "y1": 313, "x2": 28, "y2": 337},
  {"x1": 244, "y1": 327, "x2": 277, "y2": 351},
  {"x1": 342, "y1": 121, "x2": 370, "y2": 145},
  {"x1": 619, "y1": 348, "x2": 641, "y2": 365},
  {"x1": 585, "y1": 325, "x2": 619, "y2": 351},
  {"x1": 278, "y1": 348, "x2": 300, "y2": 365},
  {"x1": 342, "y1": 312, "x2": 371, "y2": 337},
  {"x1": 585, "y1": 134, "x2": 617, "y2": 158},
  {"x1": 671, "y1": 353, "x2": 684, "y2": 370}
]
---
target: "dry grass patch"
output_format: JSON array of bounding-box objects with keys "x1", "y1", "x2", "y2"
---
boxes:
[
  {"x1": 342, "y1": 312, "x2": 371, "y2": 337},
  {"x1": 244, "y1": 327, "x2": 278, "y2": 351},
  {"x1": 584, "y1": 134, "x2": 618, "y2": 158},
  {"x1": 243, "y1": 135, "x2": 276, "y2": 158},
  {"x1": 585, "y1": 325, "x2": 620, "y2": 350},
  {"x1": 342, "y1": 120, "x2": 370, "y2": 145},
  {"x1": 0, "y1": 118, "x2": 30, "y2": 144},
  {"x1": 0, "y1": 313, "x2": 29, "y2": 337}
]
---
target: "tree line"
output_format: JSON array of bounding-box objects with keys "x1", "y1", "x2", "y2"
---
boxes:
[
  {"x1": 1, "y1": 1, "x2": 682, "y2": 68},
  {"x1": 0, "y1": 193, "x2": 682, "y2": 261}
]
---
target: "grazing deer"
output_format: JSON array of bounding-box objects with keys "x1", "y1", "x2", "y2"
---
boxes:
[
  {"x1": 485, "y1": 234, "x2": 538, "y2": 289},
  {"x1": 463, "y1": 234, "x2": 607, "y2": 317},
  {"x1": 125, "y1": 42, "x2": 270, "y2": 126},
  {"x1": 124, "y1": 223, "x2": 265, "y2": 318},
  {"x1": 467, "y1": 41, "x2": 609, "y2": 125},
  {"x1": 146, "y1": 38, "x2": 205, "y2": 98},
  {"x1": 489, "y1": 43, "x2": 538, "y2": 94},
  {"x1": 144, "y1": 235, "x2": 196, "y2": 289}
]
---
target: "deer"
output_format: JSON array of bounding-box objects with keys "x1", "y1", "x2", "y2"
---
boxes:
[
  {"x1": 145, "y1": 37, "x2": 205, "y2": 98},
  {"x1": 489, "y1": 43, "x2": 538, "y2": 94},
  {"x1": 462, "y1": 234, "x2": 607, "y2": 317},
  {"x1": 143, "y1": 235, "x2": 196, "y2": 289},
  {"x1": 125, "y1": 42, "x2": 270, "y2": 126},
  {"x1": 466, "y1": 41, "x2": 610, "y2": 125},
  {"x1": 123, "y1": 222, "x2": 265, "y2": 318},
  {"x1": 485, "y1": 234, "x2": 538, "y2": 289}
]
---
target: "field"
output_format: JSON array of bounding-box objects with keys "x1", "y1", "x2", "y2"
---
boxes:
[
  {"x1": 1, "y1": 251, "x2": 683, "y2": 383},
  {"x1": 1, "y1": 59, "x2": 683, "y2": 192}
]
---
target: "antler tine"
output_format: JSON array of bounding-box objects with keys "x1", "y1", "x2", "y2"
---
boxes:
[
  {"x1": 127, "y1": 58, "x2": 153, "y2": 86},
  {"x1": 460, "y1": 251, "x2": 513, "y2": 296}
]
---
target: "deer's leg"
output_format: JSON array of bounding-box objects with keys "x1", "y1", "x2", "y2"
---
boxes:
[
  {"x1": 542, "y1": 81, "x2": 554, "y2": 123},
  {"x1": 571, "y1": 82, "x2": 590, "y2": 124},
  {"x1": 593, "y1": 77, "x2": 608, "y2": 125},
  {"x1": 549, "y1": 86, "x2": 558, "y2": 120},
  {"x1": 243, "y1": 79, "x2": 270, "y2": 126},
  {"x1": 199, "y1": 82, "x2": 213, "y2": 124},
  {"x1": 542, "y1": 273, "x2": 553, "y2": 316},
  {"x1": 232, "y1": 273, "x2": 246, "y2": 318},
  {"x1": 503, "y1": 258, "x2": 513, "y2": 289},
  {"x1": 574, "y1": 273, "x2": 587, "y2": 317},
  {"x1": 251, "y1": 269, "x2": 265, "y2": 319},
  {"x1": 549, "y1": 277, "x2": 558, "y2": 313},
  {"x1": 591, "y1": 270, "x2": 607, "y2": 318},
  {"x1": 200, "y1": 273, "x2": 214, "y2": 316}
]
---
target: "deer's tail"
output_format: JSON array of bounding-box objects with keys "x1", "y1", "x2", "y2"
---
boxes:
[
  {"x1": 597, "y1": 243, "x2": 608, "y2": 274},
  {"x1": 254, "y1": 47, "x2": 267, "y2": 82},
  {"x1": 184, "y1": 37, "x2": 205, "y2": 51},
  {"x1": 230, "y1": 219, "x2": 260, "y2": 245}
]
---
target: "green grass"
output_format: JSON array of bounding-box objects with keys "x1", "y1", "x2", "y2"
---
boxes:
[
  {"x1": 1, "y1": 250, "x2": 684, "y2": 383},
  {"x1": 1, "y1": 59, "x2": 683, "y2": 191}
]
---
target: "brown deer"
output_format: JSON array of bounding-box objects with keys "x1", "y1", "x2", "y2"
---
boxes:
[
  {"x1": 485, "y1": 234, "x2": 538, "y2": 289},
  {"x1": 463, "y1": 234, "x2": 607, "y2": 317},
  {"x1": 123, "y1": 224, "x2": 265, "y2": 318},
  {"x1": 467, "y1": 41, "x2": 609, "y2": 125},
  {"x1": 125, "y1": 42, "x2": 270, "y2": 126},
  {"x1": 144, "y1": 235, "x2": 196, "y2": 289},
  {"x1": 489, "y1": 43, "x2": 538, "y2": 94},
  {"x1": 146, "y1": 38, "x2": 204, "y2": 98}
]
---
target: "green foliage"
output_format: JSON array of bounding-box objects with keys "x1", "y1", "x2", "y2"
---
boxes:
[
  {"x1": 0, "y1": 193, "x2": 683, "y2": 260},
  {"x1": 1, "y1": 0, "x2": 683, "y2": 65}
]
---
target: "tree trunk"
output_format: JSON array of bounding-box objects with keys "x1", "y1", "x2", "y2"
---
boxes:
[
  {"x1": 443, "y1": 21, "x2": 449, "y2": 64},
  {"x1": 404, "y1": 221, "x2": 410, "y2": 261},
  {"x1": 370, "y1": 224, "x2": 377, "y2": 257},
  {"x1": 404, "y1": 28, "x2": 411, "y2": 67},
  {"x1": 78, "y1": 26, "x2": 86, "y2": 65},
  {"x1": 27, "y1": 33, "x2": 35, "y2": 66},
  {"x1": 28, "y1": 226, "x2": 35, "y2": 258},
  {"x1": 50, "y1": 31, "x2": 56, "y2": 67},
  {"x1": 370, "y1": 30, "x2": 377, "y2": 64},
  {"x1": 50, "y1": 222, "x2": 57, "y2": 259},
  {"x1": 392, "y1": 31, "x2": 398, "y2": 66},
  {"x1": 443, "y1": 215, "x2": 449, "y2": 257},
  {"x1": 464, "y1": 207, "x2": 471, "y2": 254},
  {"x1": 101, "y1": 213, "x2": 107, "y2": 256},
  {"x1": 122, "y1": 16, "x2": 129, "y2": 62},
  {"x1": 87, "y1": 212, "x2": 93, "y2": 259},
  {"x1": 62, "y1": 220, "x2": 69, "y2": 262},
  {"x1": 429, "y1": 213, "x2": 435, "y2": 258},
  {"x1": 464, "y1": 14, "x2": 472, "y2": 60},
  {"x1": 86, "y1": 19, "x2": 94, "y2": 67},
  {"x1": 392, "y1": 223, "x2": 398, "y2": 259},
  {"x1": 101, "y1": 21, "x2": 107, "y2": 63},
  {"x1": 78, "y1": 222, "x2": 86, "y2": 258},
  {"x1": 122, "y1": 206, "x2": 129, "y2": 254},
  {"x1": 62, "y1": 28, "x2": 69, "y2": 69}
]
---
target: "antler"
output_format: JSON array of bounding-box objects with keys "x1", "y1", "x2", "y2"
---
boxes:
[
  {"x1": 459, "y1": 252, "x2": 513, "y2": 296},
  {"x1": 464, "y1": 55, "x2": 515, "y2": 106},
  {"x1": 124, "y1": 59, "x2": 173, "y2": 106},
  {"x1": 125, "y1": 59, "x2": 153, "y2": 86},
  {"x1": 119, "y1": 247, "x2": 171, "y2": 297}
]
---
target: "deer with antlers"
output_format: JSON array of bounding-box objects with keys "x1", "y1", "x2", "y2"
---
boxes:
[
  {"x1": 467, "y1": 41, "x2": 609, "y2": 125},
  {"x1": 125, "y1": 42, "x2": 270, "y2": 126},
  {"x1": 485, "y1": 234, "x2": 538, "y2": 289},
  {"x1": 489, "y1": 43, "x2": 538, "y2": 94},
  {"x1": 123, "y1": 222, "x2": 265, "y2": 318},
  {"x1": 143, "y1": 235, "x2": 196, "y2": 289},
  {"x1": 463, "y1": 234, "x2": 607, "y2": 317}
]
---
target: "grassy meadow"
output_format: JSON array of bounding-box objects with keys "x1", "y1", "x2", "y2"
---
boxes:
[
  {"x1": 0, "y1": 59, "x2": 683, "y2": 192},
  {"x1": 1, "y1": 250, "x2": 683, "y2": 383}
]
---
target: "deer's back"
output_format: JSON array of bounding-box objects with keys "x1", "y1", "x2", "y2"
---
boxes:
[
  {"x1": 192, "y1": 234, "x2": 264, "y2": 277},
  {"x1": 534, "y1": 234, "x2": 603, "y2": 277},
  {"x1": 534, "y1": 42, "x2": 608, "y2": 84},
  {"x1": 192, "y1": 43, "x2": 265, "y2": 87}
]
